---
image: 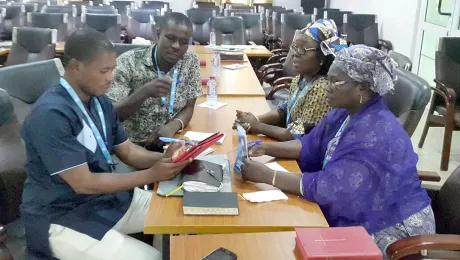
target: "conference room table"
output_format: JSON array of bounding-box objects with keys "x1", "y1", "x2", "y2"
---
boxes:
[
  {"x1": 145, "y1": 47, "x2": 328, "y2": 259},
  {"x1": 170, "y1": 232, "x2": 302, "y2": 260}
]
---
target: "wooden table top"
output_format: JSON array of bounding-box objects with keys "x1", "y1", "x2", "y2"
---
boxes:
[
  {"x1": 170, "y1": 232, "x2": 302, "y2": 260},
  {"x1": 198, "y1": 53, "x2": 265, "y2": 97},
  {"x1": 188, "y1": 45, "x2": 273, "y2": 58},
  {"x1": 144, "y1": 96, "x2": 328, "y2": 234}
]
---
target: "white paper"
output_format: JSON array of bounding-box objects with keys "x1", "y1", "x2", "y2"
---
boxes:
[
  {"x1": 0, "y1": 41, "x2": 12, "y2": 47},
  {"x1": 184, "y1": 131, "x2": 226, "y2": 145},
  {"x1": 265, "y1": 162, "x2": 289, "y2": 172},
  {"x1": 197, "y1": 101, "x2": 227, "y2": 110},
  {"x1": 222, "y1": 64, "x2": 248, "y2": 70},
  {"x1": 242, "y1": 190, "x2": 288, "y2": 203},
  {"x1": 131, "y1": 37, "x2": 151, "y2": 45},
  {"x1": 251, "y1": 155, "x2": 275, "y2": 164}
]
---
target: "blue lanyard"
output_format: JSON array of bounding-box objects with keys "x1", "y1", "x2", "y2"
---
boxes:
[
  {"x1": 286, "y1": 78, "x2": 313, "y2": 125},
  {"x1": 154, "y1": 46, "x2": 179, "y2": 116},
  {"x1": 322, "y1": 116, "x2": 350, "y2": 169},
  {"x1": 60, "y1": 78, "x2": 114, "y2": 172}
]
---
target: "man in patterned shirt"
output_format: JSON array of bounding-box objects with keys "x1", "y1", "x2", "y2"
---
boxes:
[{"x1": 108, "y1": 12, "x2": 202, "y2": 151}]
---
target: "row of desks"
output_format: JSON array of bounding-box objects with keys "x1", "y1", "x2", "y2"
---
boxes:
[{"x1": 144, "y1": 48, "x2": 328, "y2": 259}]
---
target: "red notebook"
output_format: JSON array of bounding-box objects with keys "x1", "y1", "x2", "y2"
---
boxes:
[
  {"x1": 173, "y1": 132, "x2": 224, "y2": 163},
  {"x1": 295, "y1": 227, "x2": 382, "y2": 260}
]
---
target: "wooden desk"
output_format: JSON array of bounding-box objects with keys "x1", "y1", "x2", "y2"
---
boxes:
[
  {"x1": 170, "y1": 232, "x2": 301, "y2": 260},
  {"x1": 144, "y1": 96, "x2": 328, "y2": 235},
  {"x1": 198, "y1": 54, "x2": 265, "y2": 97},
  {"x1": 189, "y1": 45, "x2": 273, "y2": 58}
]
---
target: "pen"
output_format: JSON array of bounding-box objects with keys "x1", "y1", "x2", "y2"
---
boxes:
[
  {"x1": 165, "y1": 184, "x2": 184, "y2": 197},
  {"x1": 159, "y1": 137, "x2": 194, "y2": 145},
  {"x1": 248, "y1": 140, "x2": 263, "y2": 147}
]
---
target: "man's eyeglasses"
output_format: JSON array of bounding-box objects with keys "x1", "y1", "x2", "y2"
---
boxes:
[{"x1": 290, "y1": 44, "x2": 318, "y2": 55}]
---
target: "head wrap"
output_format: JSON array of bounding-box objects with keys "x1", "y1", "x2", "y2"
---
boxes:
[
  {"x1": 303, "y1": 19, "x2": 348, "y2": 57},
  {"x1": 334, "y1": 45, "x2": 398, "y2": 96}
]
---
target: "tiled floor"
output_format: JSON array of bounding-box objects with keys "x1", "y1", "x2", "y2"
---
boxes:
[{"x1": 412, "y1": 107, "x2": 460, "y2": 189}]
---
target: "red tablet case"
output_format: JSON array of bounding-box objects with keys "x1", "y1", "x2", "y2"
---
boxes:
[
  {"x1": 295, "y1": 227, "x2": 382, "y2": 260},
  {"x1": 173, "y1": 132, "x2": 224, "y2": 163}
]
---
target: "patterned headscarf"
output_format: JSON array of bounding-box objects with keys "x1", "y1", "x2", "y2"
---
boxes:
[
  {"x1": 334, "y1": 45, "x2": 398, "y2": 96},
  {"x1": 303, "y1": 19, "x2": 348, "y2": 57}
]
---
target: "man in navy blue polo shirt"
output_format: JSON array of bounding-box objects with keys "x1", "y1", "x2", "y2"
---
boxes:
[{"x1": 20, "y1": 29, "x2": 191, "y2": 260}]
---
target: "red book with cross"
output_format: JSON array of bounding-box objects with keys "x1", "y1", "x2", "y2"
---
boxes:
[{"x1": 295, "y1": 227, "x2": 383, "y2": 259}]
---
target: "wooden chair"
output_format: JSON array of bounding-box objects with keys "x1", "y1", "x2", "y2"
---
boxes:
[
  {"x1": 387, "y1": 164, "x2": 460, "y2": 259},
  {"x1": 418, "y1": 37, "x2": 460, "y2": 171}
]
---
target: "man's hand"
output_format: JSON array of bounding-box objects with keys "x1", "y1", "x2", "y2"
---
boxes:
[
  {"x1": 141, "y1": 76, "x2": 173, "y2": 98},
  {"x1": 144, "y1": 123, "x2": 179, "y2": 151},
  {"x1": 148, "y1": 157, "x2": 192, "y2": 182},
  {"x1": 163, "y1": 138, "x2": 192, "y2": 160}
]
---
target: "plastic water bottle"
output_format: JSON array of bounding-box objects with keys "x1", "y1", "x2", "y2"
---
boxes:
[
  {"x1": 211, "y1": 51, "x2": 220, "y2": 78},
  {"x1": 206, "y1": 76, "x2": 218, "y2": 106},
  {"x1": 209, "y1": 29, "x2": 216, "y2": 47}
]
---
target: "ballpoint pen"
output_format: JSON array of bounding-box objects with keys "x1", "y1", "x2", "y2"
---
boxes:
[
  {"x1": 248, "y1": 140, "x2": 263, "y2": 148},
  {"x1": 159, "y1": 137, "x2": 194, "y2": 145}
]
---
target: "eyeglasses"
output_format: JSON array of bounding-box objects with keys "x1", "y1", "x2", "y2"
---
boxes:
[
  {"x1": 290, "y1": 44, "x2": 318, "y2": 55},
  {"x1": 328, "y1": 80, "x2": 354, "y2": 89}
]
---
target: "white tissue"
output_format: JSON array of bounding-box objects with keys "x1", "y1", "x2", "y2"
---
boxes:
[{"x1": 242, "y1": 190, "x2": 288, "y2": 203}]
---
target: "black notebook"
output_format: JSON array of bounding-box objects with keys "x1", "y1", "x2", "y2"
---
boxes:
[
  {"x1": 182, "y1": 192, "x2": 239, "y2": 216},
  {"x1": 220, "y1": 52, "x2": 244, "y2": 61}
]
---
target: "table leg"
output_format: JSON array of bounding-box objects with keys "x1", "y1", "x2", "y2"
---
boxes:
[{"x1": 162, "y1": 234, "x2": 170, "y2": 260}]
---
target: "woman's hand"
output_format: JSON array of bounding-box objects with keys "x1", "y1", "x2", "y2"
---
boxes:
[
  {"x1": 233, "y1": 110, "x2": 261, "y2": 133},
  {"x1": 248, "y1": 144, "x2": 265, "y2": 157},
  {"x1": 241, "y1": 157, "x2": 273, "y2": 184}
]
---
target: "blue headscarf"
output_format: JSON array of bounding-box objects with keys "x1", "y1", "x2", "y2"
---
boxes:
[{"x1": 303, "y1": 19, "x2": 348, "y2": 57}]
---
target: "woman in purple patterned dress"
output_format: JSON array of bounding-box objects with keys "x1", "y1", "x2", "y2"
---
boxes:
[{"x1": 241, "y1": 45, "x2": 435, "y2": 257}]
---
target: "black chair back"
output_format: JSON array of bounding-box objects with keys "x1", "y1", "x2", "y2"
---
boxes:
[
  {"x1": 280, "y1": 13, "x2": 313, "y2": 49},
  {"x1": 109, "y1": 0, "x2": 134, "y2": 28},
  {"x1": 235, "y1": 13, "x2": 263, "y2": 45},
  {"x1": 0, "y1": 58, "x2": 64, "y2": 124},
  {"x1": 433, "y1": 165, "x2": 460, "y2": 234},
  {"x1": 273, "y1": 9, "x2": 294, "y2": 40},
  {"x1": 66, "y1": 1, "x2": 91, "y2": 17},
  {"x1": 10, "y1": 3, "x2": 38, "y2": 13},
  {"x1": 127, "y1": 8, "x2": 158, "y2": 42},
  {"x1": 324, "y1": 10, "x2": 352, "y2": 35},
  {"x1": 343, "y1": 14, "x2": 379, "y2": 48},
  {"x1": 27, "y1": 12, "x2": 68, "y2": 41},
  {"x1": 6, "y1": 27, "x2": 56, "y2": 67},
  {"x1": 224, "y1": 9, "x2": 253, "y2": 16},
  {"x1": 313, "y1": 7, "x2": 339, "y2": 19},
  {"x1": 83, "y1": 5, "x2": 117, "y2": 14},
  {"x1": 301, "y1": 0, "x2": 325, "y2": 14},
  {"x1": 436, "y1": 37, "x2": 460, "y2": 107},
  {"x1": 0, "y1": 5, "x2": 25, "y2": 39},
  {"x1": 212, "y1": 16, "x2": 245, "y2": 45},
  {"x1": 113, "y1": 43, "x2": 148, "y2": 56},
  {"x1": 194, "y1": 1, "x2": 216, "y2": 8},
  {"x1": 384, "y1": 68, "x2": 431, "y2": 137},
  {"x1": 82, "y1": 13, "x2": 121, "y2": 42},
  {"x1": 141, "y1": 1, "x2": 168, "y2": 10},
  {"x1": 264, "y1": 7, "x2": 284, "y2": 34},
  {"x1": 42, "y1": 5, "x2": 77, "y2": 33},
  {"x1": 389, "y1": 51, "x2": 412, "y2": 71},
  {"x1": 187, "y1": 8, "x2": 215, "y2": 45}
]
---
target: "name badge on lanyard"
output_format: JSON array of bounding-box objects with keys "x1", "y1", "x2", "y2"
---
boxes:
[
  {"x1": 286, "y1": 78, "x2": 314, "y2": 126},
  {"x1": 60, "y1": 78, "x2": 115, "y2": 172},
  {"x1": 154, "y1": 46, "x2": 179, "y2": 117}
]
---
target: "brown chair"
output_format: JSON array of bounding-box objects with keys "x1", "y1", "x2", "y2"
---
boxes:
[
  {"x1": 418, "y1": 37, "x2": 460, "y2": 171},
  {"x1": 386, "y1": 165, "x2": 460, "y2": 259},
  {"x1": 0, "y1": 88, "x2": 27, "y2": 260},
  {"x1": 5, "y1": 27, "x2": 57, "y2": 67}
]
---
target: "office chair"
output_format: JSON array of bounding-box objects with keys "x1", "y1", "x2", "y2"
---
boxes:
[
  {"x1": 419, "y1": 37, "x2": 460, "y2": 171},
  {"x1": 264, "y1": 7, "x2": 284, "y2": 35},
  {"x1": 272, "y1": 9, "x2": 294, "y2": 43},
  {"x1": 82, "y1": 13, "x2": 121, "y2": 42},
  {"x1": 387, "y1": 165, "x2": 460, "y2": 259},
  {"x1": 109, "y1": 0, "x2": 134, "y2": 28},
  {"x1": 27, "y1": 12, "x2": 68, "y2": 41},
  {"x1": 0, "y1": 5, "x2": 25, "y2": 40},
  {"x1": 141, "y1": 1, "x2": 168, "y2": 11},
  {"x1": 301, "y1": 0, "x2": 325, "y2": 14},
  {"x1": 42, "y1": 5, "x2": 78, "y2": 33},
  {"x1": 384, "y1": 68, "x2": 431, "y2": 137},
  {"x1": 313, "y1": 7, "x2": 339, "y2": 19},
  {"x1": 113, "y1": 43, "x2": 148, "y2": 56},
  {"x1": 343, "y1": 14, "x2": 392, "y2": 52},
  {"x1": 280, "y1": 13, "x2": 313, "y2": 49},
  {"x1": 186, "y1": 8, "x2": 215, "y2": 45},
  {"x1": 66, "y1": 1, "x2": 93, "y2": 18},
  {"x1": 6, "y1": 27, "x2": 56, "y2": 66},
  {"x1": 235, "y1": 13, "x2": 263, "y2": 45},
  {"x1": 255, "y1": 3, "x2": 272, "y2": 13},
  {"x1": 0, "y1": 58, "x2": 64, "y2": 124},
  {"x1": 83, "y1": 5, "x2": 118, "y2": 14},
  {"x1": 224, "y1": 9, "x2": 254, "y2": 16},
  {"x1": 26, "y1": 1, "x2": 51, "y2": 13},
  {"x1": 194, "y1": 1, "x2": 216, "y2": 8},
  {"x1": 388, "y1": 51, "x2": 412, "y2": 71},
  {"x1": 212, "y1": 16, "x2": 245, "y2": 45},
  {"x1": 9, "y1": 2, "x2": 38, "y2": 13},
  {"x1": 127, "y1": 8, "x2": 158, "y2": 42},
  {"x1": 0, "y1": 88, "x2": 27, "y2": 260},
  {"x1": 324, "y1": 10, "x2": 352, "y2": 35},
  {"x1": 227, "y1": 5, "x2": 255, "y2": 11}
]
